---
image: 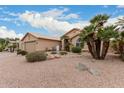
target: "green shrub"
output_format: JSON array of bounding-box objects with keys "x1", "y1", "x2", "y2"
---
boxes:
[
  {"x1": 60, "y1": 51, "x2": 67, "y2": 55},
  {"x1": 17, "y1": 49, "x2": 27, "y2": 55},
  {"x1": 0, "y1": 48, "x2": 3, "y2": 52},
  {"x1": 51, "y1": 51, "x2": 57, "y2": 54},
  {"x1": 71, "y1": 47, "x2": 82, "y2": 53},
  {"x1": 20, "y1": 50, "x2": 27, "y2": 55},
  {"x1": 17, "y1": 49, "x2": 22, "y2": 55},
  {"x1": 26, "y1": 51, "x2": 47, "y2": 62}
]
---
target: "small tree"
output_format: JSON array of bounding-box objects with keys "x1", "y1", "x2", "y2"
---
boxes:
[{"x1": 0, "y1": 38, "x2": 9, "y2": 51}]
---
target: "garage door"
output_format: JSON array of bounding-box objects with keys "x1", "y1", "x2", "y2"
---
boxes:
[{"x1": 25, "y1": 41, "x2": 36, "y2": 52}]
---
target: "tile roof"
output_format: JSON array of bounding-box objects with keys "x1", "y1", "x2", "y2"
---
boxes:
[{"x1": 21, "y1": 32, "x2": 60, "y2": 41}]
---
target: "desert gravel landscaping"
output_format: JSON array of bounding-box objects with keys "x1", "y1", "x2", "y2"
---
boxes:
[{"x1": 0, "y1": 52, "x2": 124, "y2": 88}]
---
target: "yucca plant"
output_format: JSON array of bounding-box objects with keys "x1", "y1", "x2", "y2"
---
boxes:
[{"x1": 80, "y1": 14, "x2": 119, "y2": 60}]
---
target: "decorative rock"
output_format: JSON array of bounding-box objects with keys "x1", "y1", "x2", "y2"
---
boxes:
[
  {"x1": 88, "y1": 68, "x2": 100, "y2": 76},
  {"x1": 47, "y1": 54, "x2": 55, "y2": 60},
  {"x1": 54, "y1": 54, "x2": 61, "y2": 58},
  {"x1": 76, "y1": 63, "x2": 88, "y2": 71},
  {"x1": 47, "y1": 54, "x2": 61, "y2": 60}
]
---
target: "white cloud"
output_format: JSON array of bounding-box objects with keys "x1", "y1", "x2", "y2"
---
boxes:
[
  {"x1": 41, "y1": 8, "x2": 69, "y2": 18},
  {"x1": 9, "y1": 12, "x2": 20, "y2": 16},
  {"x1": 19, "y1": 8, "x2": 124, "y2": 37},
  {"x1": 0, "y1": 26, "x2": 23, "y2": 39},
  {"x1": 61, "y1": 13, "x2": 80, "y2": 20},
  {"x1": 107, "y1": 15, "x2": 124, "y2": 31},
  {"x1": 0, "y1": 17, "x2": 21, "y2": 27},
  {"x1": 2, "y1": 11, "x2": 21, "y2": 17},
  {"x1": 117, "y1": 5, "x2": 124, "y2": 8},
  {"x1": 105, "y1": 15, "x2": 123, "y2": 26},
  {"x1": 19, "y1": 9, "x2": 88, "y2": 37},
  {"x1": 36, "y1": 8, "x2": 80, "y2": 20}
]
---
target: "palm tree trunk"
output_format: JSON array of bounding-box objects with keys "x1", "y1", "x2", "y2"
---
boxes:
[
  {"x1": 87, "y1": 41, "x2": 95, "y2": 58},
  {"x1": 101, "y1": 41, "x2": 109, "y2": 59},
  {"x1": 119, "y1": 41, "x2": 124, "y2": 53},
  {"x1": 100, "y1": 41, "x2": 103, "y2": 58},
  {"x1": 119, "y1": 41, "x2": 124, "y2": 57},
  {"x1": 92, "y1": 41, "x2": 99, "y2": 59},
  {"x1": 95, "y1": 38, "x2": 101, "y2": 59},
  {"x1": 88, "y1": 38, "x2": 98, "y2": 59}
]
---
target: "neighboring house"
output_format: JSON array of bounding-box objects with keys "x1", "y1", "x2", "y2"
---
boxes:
[
  {"x1": 6, "y1": 39, "x2": 19, "y2": 52},
  {"x1": 61, "y1": 28, "x2": 82, "y2": 51},
  {"x1": 20, "y1": 32, "x2": 61, "y2": 52}
]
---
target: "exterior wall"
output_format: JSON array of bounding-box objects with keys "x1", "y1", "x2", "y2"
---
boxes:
[
  {"x1": 19, "y1": 41, "x2": 24, "y2": 50},
  {"x1": 71, "y1": 35, "x2": 88, "y2": 50},
  {"x1": 24, "y1": 41, "x2": 37, "y2": 52},
  {"x1": 36, "y1": 39, "x2": 61, "y2": 51},
  {"x1": 20, "y1": 34, "x2": 38, "y2": 51},
  {"x1": 71, "y1": 35, "x2": 80, "y2": 46}
]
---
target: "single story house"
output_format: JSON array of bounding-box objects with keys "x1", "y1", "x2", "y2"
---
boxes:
[
  {"x1": 20, "y1": 28, "x2": 87, "y2": 52},
  {"x1": 20, "y1": 32, "x2": 61, "y2": 52}
]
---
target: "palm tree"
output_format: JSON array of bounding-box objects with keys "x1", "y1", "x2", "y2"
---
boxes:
[
  {"x1": 80, "y1": 14, "x2": 119, "y2": 60},
  {"x1": 118, "y1": 31, "x2": 124, "y2": 58},
  {"x1": 116, "y1": 17, "x2": 124, "y2": 60},
  {"x1": 98, "y1": 26, "x2": 119, "y2": 59},
  {"x1": 80, "y1": 25, "x2": 96, "y2": 58},
  {"x1": 116, "y1": 17, "x2": 124, "y2": 30}
]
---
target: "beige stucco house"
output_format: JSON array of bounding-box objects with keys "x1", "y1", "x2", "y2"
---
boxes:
[
  {"x1": 20, "y1": 32, "x2": 61, "y2": 52},
  {"x1": 20, "y1": 28, "x2": 87, "y2": 52},
  {"x1": 61, "y1": 28, "x2": 82, "y2": 51}
]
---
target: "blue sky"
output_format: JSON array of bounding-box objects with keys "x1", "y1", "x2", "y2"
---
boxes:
[{"x1": 0, "y1": 5, "x2": 124, "y2": 39}]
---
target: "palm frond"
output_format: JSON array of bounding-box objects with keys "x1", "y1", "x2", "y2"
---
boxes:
[
  {"x1": 97, "y1": 25, "x2": 119, "y2": 41},
  {"x1": 90, "y1": 14, "x2": 110, "y2": 26}
]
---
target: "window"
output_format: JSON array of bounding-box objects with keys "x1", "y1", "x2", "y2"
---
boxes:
[{"x1": 76, "y1": 38, "x2": 81, "y2": 47}]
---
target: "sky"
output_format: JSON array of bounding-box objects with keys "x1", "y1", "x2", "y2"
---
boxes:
[{"x1": 0, "y1": 5, "x2": 124, "y2": 39}]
